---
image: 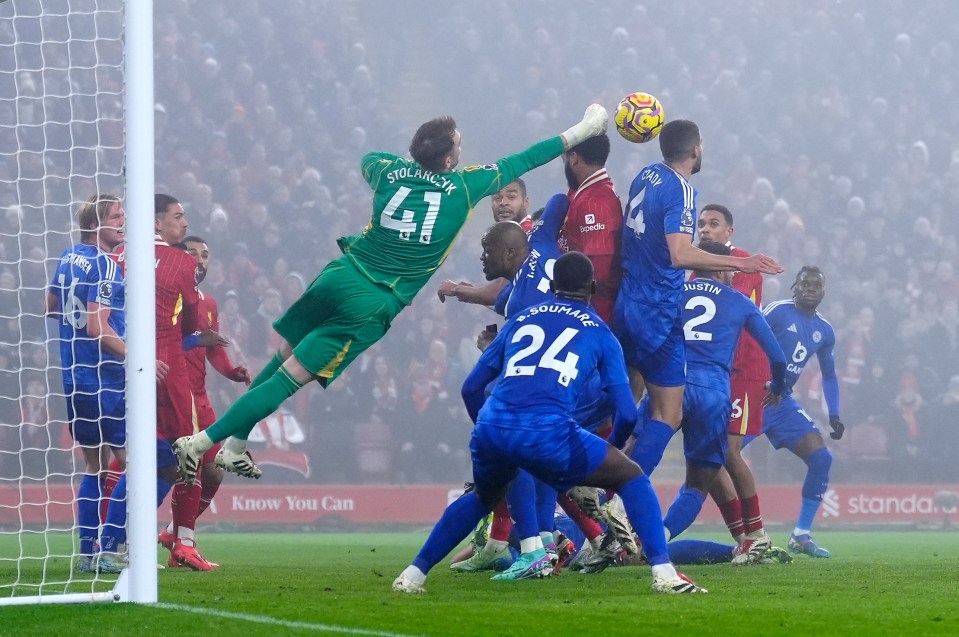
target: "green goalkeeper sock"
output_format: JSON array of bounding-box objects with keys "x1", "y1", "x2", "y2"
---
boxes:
[
  {"x1": 250, "y1": 351, "x2": 285, "y2": 389},
  {"x1": 204, "y1": 368, "x2": 304, "y2": 443}
]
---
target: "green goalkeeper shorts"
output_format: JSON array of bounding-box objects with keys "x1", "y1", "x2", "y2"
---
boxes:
[{"x1": 273, "y1": 256, "x2": 405, "y2": 384}]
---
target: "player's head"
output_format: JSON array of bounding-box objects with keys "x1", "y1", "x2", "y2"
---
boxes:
[
  {"x1": 550, "y1": 251, "x2": 595, "y2": 303},
  {"x1": 480, "y1": 221, "x2": 529, "y2": 281},
  {"x1": 563, "y1": 133, "x2": 610, "y2": 190},
  {"x1": 791, "y1": 266, "x2": 826, "y2": 313},
  {"x1": 181, "y1": 235, "x2": 210, "y2": 284},
  {"x1": 694, "y1": 240, "x2": 733, "y2": 284},
  {"x1": 698, "y1": 204, "x2": 734, "y2": 245},
  {"x1": 78, "y1": 193, "x2": 124, "y2": 250},
  {"x1": 659, "y1": 119, "x2": 703, "y2": 175},
  {"x1": 490, "y1": 179, "x2": 529, "y2": 223},
  {"x1": 410, "y1": 116, "x2": 460, "y2": 172},
  {"x1": 154, "y1": 193, "x2": 188, "y2": 245}
]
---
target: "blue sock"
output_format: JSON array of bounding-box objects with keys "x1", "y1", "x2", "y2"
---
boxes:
[
  {"x1": 629, "y1": 419, "x2": 675, "y2": 476},
  {"x1": 100, "y1": 474, "x2": 126, "y2": 552},
  {"x1": 507, "y1": 470, "x2": 538, "y2": 542},
  {"x1": 618, "y1": 474, "x2": 669, "y2": 566},
  {"x1": 668, "y1": 539, "x2": 736, "y2": 565},
  {"x1": 534, "y1": 478, "x2": 558, "y2": 535},
  {"x1": 797, "y1": 447, "x2": 832, "y2": 531},
  {"x1": 77, "y1": 474, "x2": 101, "y2": 555},
  {"x1": 412, "y1": 491, "x2": 492, "y2": 575},
  {"x1": 663, "y1": 485, "x2": 706, "y2": 540}
]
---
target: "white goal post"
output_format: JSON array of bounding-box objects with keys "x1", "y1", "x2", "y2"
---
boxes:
[{"x1": 0, "y1": 0, "x2": 156, "y2": 605}]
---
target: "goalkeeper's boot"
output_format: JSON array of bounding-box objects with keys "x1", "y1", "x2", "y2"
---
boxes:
[
  {"x1": 172, "y1": 435, "x2": 203, "y2": 486},
  {"x1": 760, "y1": 546, "x2": 794, "y2": 564},
  {"x1": 652, "y1": 571, "x2": 707, "y2": 594},
  {"x1": 171, "y1": 540, "x2": 216, "y2": 571},
  {"x1": 392, "y1": 573, "x2": 426, "y2": 594},
  {"x1": 158, "y1": 527, "x2": 175, "y2": 551},
  {"x1": 601, "y1": 495, "x2": 639, "y2": 556},
  {"x1": 215, "y1": 445, "x2": 263, "y2": 480},
  {"x1": 450, "y1": 544, "x2": 513, "y2": 572},
  {"x1": 731, "y1": 532, "x2": 772, "y2": 565},
  {"x1": 788, "y1": 533, "x2": 831, "y2": 558},
  {"x1": 490, "y1": 548, "x2": 552, "y2": 581},
  {"x1": 566, "y1": 486, "x2": 604, "y2": 521}
]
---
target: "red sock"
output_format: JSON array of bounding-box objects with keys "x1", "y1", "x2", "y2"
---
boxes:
[
  {"x1": 99, "y1": 458, "x2": 124, "y2": 524},
  {"x1": 742, "y1": 494, "x2": 764, "y2": 535},
  {"x1": 171, "y1": 481, "x2": 202, "y2": 536},
  {"x1": 557, "y1": 494, "x2": 603, "y2": 541},
  {"x1": 197, "y1": 473, "x2": 221, "y2": 518},
  {"x1": 489, "y1": 499, "x2": 512, "y2": 542},
  {"x1": 718, "y1": 497, "x2": 745, "y2": 540}
]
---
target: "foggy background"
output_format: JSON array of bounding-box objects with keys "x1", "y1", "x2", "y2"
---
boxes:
[{"x1": 1, "y1": 0, "x2": 958, "y2": 487}]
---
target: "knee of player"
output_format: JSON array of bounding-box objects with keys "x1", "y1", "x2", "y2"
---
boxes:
[{"x1": 805, "y1": 446, "x2": 832, "y2": 473}]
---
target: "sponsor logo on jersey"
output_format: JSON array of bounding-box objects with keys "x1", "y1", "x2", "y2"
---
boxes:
[
  {"x1": 585, "y1": 214, "x2": 596, "y2": 224},
  {"x1": 98, "y1": 281, "x2": 113, "y2": 299},
  {"x1": 787, "y1": 324, "x2": 797, "y2": 333},
  {"x1": 580, "y1": 222, "x2": 606, "y2": 233},
  {"x1": 681, "y1": 209, "x2": 694, "y2": 228}
]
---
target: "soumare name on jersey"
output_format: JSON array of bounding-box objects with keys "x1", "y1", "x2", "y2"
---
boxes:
[{"x1": 517, "y1": 303, "x2": 598, "y2": 328}]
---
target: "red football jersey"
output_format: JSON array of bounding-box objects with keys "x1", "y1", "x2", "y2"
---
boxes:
[
  {"x1": 155, "y1": 239, "x2": 200, "y2": 361},
  {"x1": 560, "y1": 169, "x2": 623, "y2": 323},
  {"x1": 186, "y1": 290, "x2": 218, "y2": 397},
  {"x1": 729, "y1": 246, "x2": 769, "y2": 381}
]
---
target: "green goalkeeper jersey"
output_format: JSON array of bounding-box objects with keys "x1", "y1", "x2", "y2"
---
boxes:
[{"x1": 338, "y1": 136, "x2": 565, "y2": 305}]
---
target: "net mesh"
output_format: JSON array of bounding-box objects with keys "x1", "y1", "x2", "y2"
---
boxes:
[{"x1": 0, "y1": 0, "x2": 125, "y2": 601}]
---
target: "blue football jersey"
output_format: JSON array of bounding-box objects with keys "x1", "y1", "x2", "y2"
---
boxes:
[
  {"x1": 477, "y1": 300, "x2": 628, "y2": 426},
  {"x1": 49, "y1": 243, "x2": 125, "y2": 389},
  {"x1": 494, "y1": 194, "x2": 565, "y2": 318},
  {"x1": 762, "y1": 299, "x2": 836, "y2": 396},
  {"x1": 682, "y1": 278, "x2": 784, "y2": 392},
  {"x1": 619, "y1": 162, "x2": 697, "y2": 309}
]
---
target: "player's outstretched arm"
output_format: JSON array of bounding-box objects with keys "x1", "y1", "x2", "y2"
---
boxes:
[
  {"x1": 668, "y1": 234, "x2": 784, "y2": 275},
  {"x1": 437, "y1": 278, "x2": 508, "y2": 305},
  {"x1": 561, "y1": 104, "x2": 609, "y2": 150}
]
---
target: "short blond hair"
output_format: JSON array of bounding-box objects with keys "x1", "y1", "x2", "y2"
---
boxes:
[{"x1": 77, "y1": 193, "x2": 121, "y2": 241}]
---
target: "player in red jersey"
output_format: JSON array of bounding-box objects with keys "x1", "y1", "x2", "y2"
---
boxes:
[
  {"x1": 490, "y1": 178, "x2": 533, "y2": 233},
  {"x1": 696, "y1": 204, "x2": 772, "y2": 563},
  {"x1": 157, "y1": 235, "x2": 251, "y2": 568},
  {"x1": 152, "y1": 194, "x2": 212, "y2": 570},
  {"x1": 559, "y1": 133, "x2": 622, "y2": 325}
]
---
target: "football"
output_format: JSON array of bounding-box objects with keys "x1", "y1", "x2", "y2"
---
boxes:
[{"x1": 614, "y1": 92, "x2": 666, "y2": 143}]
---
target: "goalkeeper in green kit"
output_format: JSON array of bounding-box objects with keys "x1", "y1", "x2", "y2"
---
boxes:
[{"x1": 174, "y1": 104, "x2": 610, "y2": 483}]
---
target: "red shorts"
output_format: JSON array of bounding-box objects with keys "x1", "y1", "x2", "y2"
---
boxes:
[
  {"x1": 157, "y1": 375, "x2": 196, "y2": 440},
  {"x1": 728, "y1": 377, "x2": 767, "y2": 437}
]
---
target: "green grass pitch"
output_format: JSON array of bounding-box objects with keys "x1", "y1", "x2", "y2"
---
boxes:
[{"x1": 1, "y1": 531, "x2": 956, "y2": 636}]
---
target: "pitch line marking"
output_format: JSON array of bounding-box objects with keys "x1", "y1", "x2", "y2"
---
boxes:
[{"x1": 156, "y1": 602, "x2": 426, "y2": 637}]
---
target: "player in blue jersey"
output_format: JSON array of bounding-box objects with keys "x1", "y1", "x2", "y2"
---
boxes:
[
  {"x1": 654, "y1": 241, "x2": 787, "y2": 552},
  {"x1": 616, "y1": 119, "x2": 783, "y2": 478},
  {"x1": 755, "y1": 266, "x2": 843, "y2": 558},
  {"x1": 46, "y1": 194, "x2": 128, "y2": 575},
  {"x1": 393, "y1": 252, "x2": 705, "y2": 594},
  {"x1": 439, "y1": 195, "x2": 627, "y2": 575}
]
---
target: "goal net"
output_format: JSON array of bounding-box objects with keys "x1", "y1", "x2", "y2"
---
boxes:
[{"x1": 0, "y1": 0, "x2": 144, "y2": 605}]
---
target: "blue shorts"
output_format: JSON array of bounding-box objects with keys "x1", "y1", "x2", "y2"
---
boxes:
[
  {"x1": 156, "y1": 438, "x2": 178, "y2": 469},
  {"x1": 614, "y1": 301, "x2": 685, "y2": 387},
  {"x1": 680, "y1": 384, "x2": 731, "y2": 467},
  {"x1": 66, "y1": 387, "x2": 126, "y2": 448},
  {"x1": 762, "y1": 396, "x2": 821, "y2": 450},
  {"x1": 471, "y1": 416, "x2": 609, "y2": 495}
]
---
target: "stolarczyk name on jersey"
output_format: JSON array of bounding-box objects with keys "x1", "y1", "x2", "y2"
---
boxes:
[{"x1": 385, "y1": 166, "x2": 457, "y2": 194}]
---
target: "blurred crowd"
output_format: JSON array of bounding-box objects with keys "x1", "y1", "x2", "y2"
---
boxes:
[{"x1": 1, "y1": 0, "x2": 958, "y2": 484}]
